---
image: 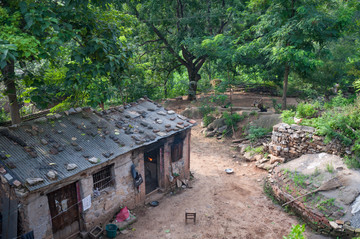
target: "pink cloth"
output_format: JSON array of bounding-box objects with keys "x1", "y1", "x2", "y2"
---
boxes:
[{"x1": 116, "y1": 207, "x2": 130, "y2": 222}]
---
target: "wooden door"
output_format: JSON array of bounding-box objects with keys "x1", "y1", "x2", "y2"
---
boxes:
[{"x1": 47, "y1": 183, "x2": 80, "y2": 239}]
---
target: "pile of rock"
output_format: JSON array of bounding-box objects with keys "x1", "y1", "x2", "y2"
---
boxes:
[{"x1": 233, "y1": 138, "x2": 284, "y2": 171}]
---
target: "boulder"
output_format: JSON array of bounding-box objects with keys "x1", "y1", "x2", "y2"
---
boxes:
[
  {"x1": 238, "y1": 144, "x2": 250, "y2": 154},
  {"x1": 244, "y1": 152, "x2": 255, "y2": 161},
  {"x1": 269, "y1": 155, "x2": 285, "y2": 164},
  {"x1": 207, "y1": 118, "x2": 226, "y2": 131},
  {"x1": 181, "y1": 107, "x2": 203, "y2": 119},
  {"x1": 253, "y1": 154, "x2": 263, "y2": 161},
  {"x1": 250, "y1": 114, "x2": 282, "y2": 130},
  {"x1": 204, "y1": 130, "x2": 216, "y2": 138},
  {"x1": 216, "y1": 125, "x2": 227, "y2": 134}
]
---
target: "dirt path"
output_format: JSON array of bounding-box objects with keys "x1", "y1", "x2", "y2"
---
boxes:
[{"x1": 120, "y1": 124, "x2": 323, "y2": 239}]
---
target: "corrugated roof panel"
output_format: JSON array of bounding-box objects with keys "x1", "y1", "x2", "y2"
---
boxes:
[{"x1": 0, "y1": 99, "x2": 195, "y2": 192}]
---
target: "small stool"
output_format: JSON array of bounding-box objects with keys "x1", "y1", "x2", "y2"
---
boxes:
[{"x1": 185, "y1": 212, "x2": 196, "y2": 224}]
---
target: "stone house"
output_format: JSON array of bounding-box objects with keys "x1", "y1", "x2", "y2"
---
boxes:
[{"x1": 0, "y1": 98, "x2": 195, "y2": 239}]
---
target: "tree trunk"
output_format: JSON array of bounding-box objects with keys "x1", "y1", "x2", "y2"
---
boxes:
[
  {"x1": 1, "y1": 60, "x2": 21, "y2": 125},
  {"x1": 187, "y1": 67, "x2": 200, "y2": 101},
  {"x1": 282, "y1": 62, "x2": 290, "y2": 110}
]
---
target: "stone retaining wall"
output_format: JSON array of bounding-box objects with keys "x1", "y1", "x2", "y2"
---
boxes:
[{"x1": 268, "y1": 123, "x2": 350, "y2": 159}]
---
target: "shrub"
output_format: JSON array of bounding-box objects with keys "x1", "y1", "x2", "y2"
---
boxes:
[
  {"x1": 249, "y1": 110, "x2": 258, "y2": 116},
  {"x1": 246, "y1": 126, "x2": 271, "y2": 142},
  {"x1": 202, "y1": 114, "x2": 215, "y2": 127},
  {"x1": 283, "y1": 224, "x2": 306, "y2": 239},
  {"x1": 343, "y1": 156, "x2": 360, "y2": 169},
  {"x1": 281, "y1": 110, "x2": 296, "y2": 125},
  {"x1": 244, "y1": 146, "x2": 264, "y2": 156},
  {"x1": 296, "y1": 102, "x2": 318, "y2": 118},
  {"x1": 272, "y1": 98, "x2": 282, "y2": 114},
  {"x1": 287, "y1": 104, "x2": 297, "y2": 112},
  {"x1": 210, "y1": 94, "x2": 228, "y2": 106},
  {"x1": 0, "y1": 108, "x2": 10, "y2": 123},
  {"x1": 324, "y1": 90, "x2": 353, "y2": 109},
  {"x1": 223, "y1": 112, "x2": 243, "y2": 131}
]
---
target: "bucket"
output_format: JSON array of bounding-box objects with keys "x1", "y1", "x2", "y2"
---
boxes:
[{"x1": 105, "y1": 224, "x2": 118, "y2": 238}]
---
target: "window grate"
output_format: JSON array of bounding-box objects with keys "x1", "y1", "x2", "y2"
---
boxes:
[{"x1": 93, "y1": 165, "x2": 113, "y2": 190}]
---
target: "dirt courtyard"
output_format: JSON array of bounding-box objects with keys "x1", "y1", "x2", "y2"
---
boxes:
[{"x1": 120, "y1": 123, "x2": 328, "y2": 239}]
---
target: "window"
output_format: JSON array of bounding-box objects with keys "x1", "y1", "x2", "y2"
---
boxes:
[
  {"x1": 93, "y1": 165, "x2": 113, "y2": 191},
  {"x1": 171, "y1": 139, "x2": 183, "y2": 162}
]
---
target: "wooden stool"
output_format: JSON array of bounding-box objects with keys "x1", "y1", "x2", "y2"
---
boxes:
[{"x1": 185, "y1": 212, "x2": 196, "y2": 224}]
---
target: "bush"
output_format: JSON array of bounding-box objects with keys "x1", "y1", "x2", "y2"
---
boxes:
[
  {"x1": 246, "y1": 126, "x2": 271, "y2": 142},
  {"x1": 296, "y1": 102, "x2": 318, "y2": 118},
  {"x1": 0, "y1": 108, "x2": 10, "y2": 123},
  {"x1": 281, "y1": 110, "x2": 296, "y2": 125},
  {"x1": 324, "y1": 90, "x2": 353, "y2": 109},
  {"x1": 283, "y1": 224, "x2": 306, "y2": 239},
  {"x1": 202, "y1": 114, "x2": 215, "y2": 127},
  {"x1": 210, "y1": 94, "x2": 228, "y2": 106},
  {"x1": 223, "y1": 112, "x2": 243, "y2": 131},
  {"x1": 272, "y1": 99, "x2": 282, "y2": 114},
  {"x1": 343, "y1": 156, "x2": 360, "y2": 169},
  {"x1": 245, "y1": 146, "x2": 264, "y2": 156}
]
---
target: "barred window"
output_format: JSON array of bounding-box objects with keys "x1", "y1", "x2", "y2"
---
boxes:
[{"x1": 93, "y1": 165, "x2": 113, "y2": 190}]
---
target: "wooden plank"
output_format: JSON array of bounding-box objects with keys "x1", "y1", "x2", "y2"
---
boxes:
[{"x1": 48, "y1": 183, "x2": 79, "y2": 235}]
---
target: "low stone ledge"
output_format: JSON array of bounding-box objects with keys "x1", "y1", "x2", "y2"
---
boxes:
[{"x1": 266, "y1": 169, "x2": 360, "y2": 238}]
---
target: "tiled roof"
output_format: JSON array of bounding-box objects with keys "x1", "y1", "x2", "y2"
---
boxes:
[{"x1": 0, "y1": 98, "x2": 195, "y2": 192}]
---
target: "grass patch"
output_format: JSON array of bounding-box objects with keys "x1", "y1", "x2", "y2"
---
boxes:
[
  {"x1": 326, "y1": 163, "x2": 334, "y2": 173},
  {"x1": 343, "y1": 155, "x2": 360, "y2": 169}
]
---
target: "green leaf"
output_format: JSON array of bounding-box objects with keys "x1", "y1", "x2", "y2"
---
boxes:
[{"x1": 19, "y1": 2, "x2": 28, "y2": 14}]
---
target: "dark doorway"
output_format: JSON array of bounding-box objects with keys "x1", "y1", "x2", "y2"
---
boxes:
[
  {"x1": 144, "y1": 148, "x2": 160, "y2": 194},
  {"x1": 47, "y1": 182, "x2": 80, "y2": 239}
]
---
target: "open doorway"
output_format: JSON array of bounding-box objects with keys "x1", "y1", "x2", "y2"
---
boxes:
[{"x1": 144, "y1": 147, "x2": 160, "y2": 194}]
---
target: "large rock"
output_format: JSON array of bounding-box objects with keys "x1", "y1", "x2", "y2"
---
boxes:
[
  {"x1": 250, "y1": 114, "x2": 282, "y2": 130},
  {"x1": 207, "y1": 118, "x2": 226, "y2": 131},
  {"x1": 181, "y1": 107, "x2": 204, "y2": 119},
  {"x1": 204, "y1": 130, "x2": 216, "y2": 137}
]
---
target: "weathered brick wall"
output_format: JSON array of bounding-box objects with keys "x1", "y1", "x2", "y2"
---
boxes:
[
  {"x1": 268, "y1": 123, "x2": 350, "y2": 159},
  {"x1": 81, "y1": 152, "x2": 136, "y2": 231}
]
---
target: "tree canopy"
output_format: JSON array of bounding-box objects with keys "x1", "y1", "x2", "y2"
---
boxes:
[{"x1": 0, "y1": 0, "x2": 360, "y2": 124}]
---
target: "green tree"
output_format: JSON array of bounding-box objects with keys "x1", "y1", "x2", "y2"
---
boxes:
[
  {"x1": 0, "y1": 1, "x2": 132, "y2": 123},
  {"x1": 125, "y1": 0, "x2": 243, "y2": 101},
  {"x1": 239, "y1": 0, "x2": 353, "y2": 109}
]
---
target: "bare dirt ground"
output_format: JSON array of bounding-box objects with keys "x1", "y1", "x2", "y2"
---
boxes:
[
  {"x1": 119, "y1": 92, "x2": 326, "y2": 239},
  {"x1": 162, "y1": 92, "x2": 299, "y2": 113}
]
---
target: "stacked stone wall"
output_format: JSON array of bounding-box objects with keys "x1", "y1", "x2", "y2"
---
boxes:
[{"x1": 268, "y1": 123, "x2": 350, "y2": 159}]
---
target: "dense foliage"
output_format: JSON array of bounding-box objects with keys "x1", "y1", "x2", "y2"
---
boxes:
[
  {"x1": 0, "y1": 0, "x2": 360, "y2": 124},
  {"x1": 282, "y1": 92, "x2": 360, "y2": 166}
]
